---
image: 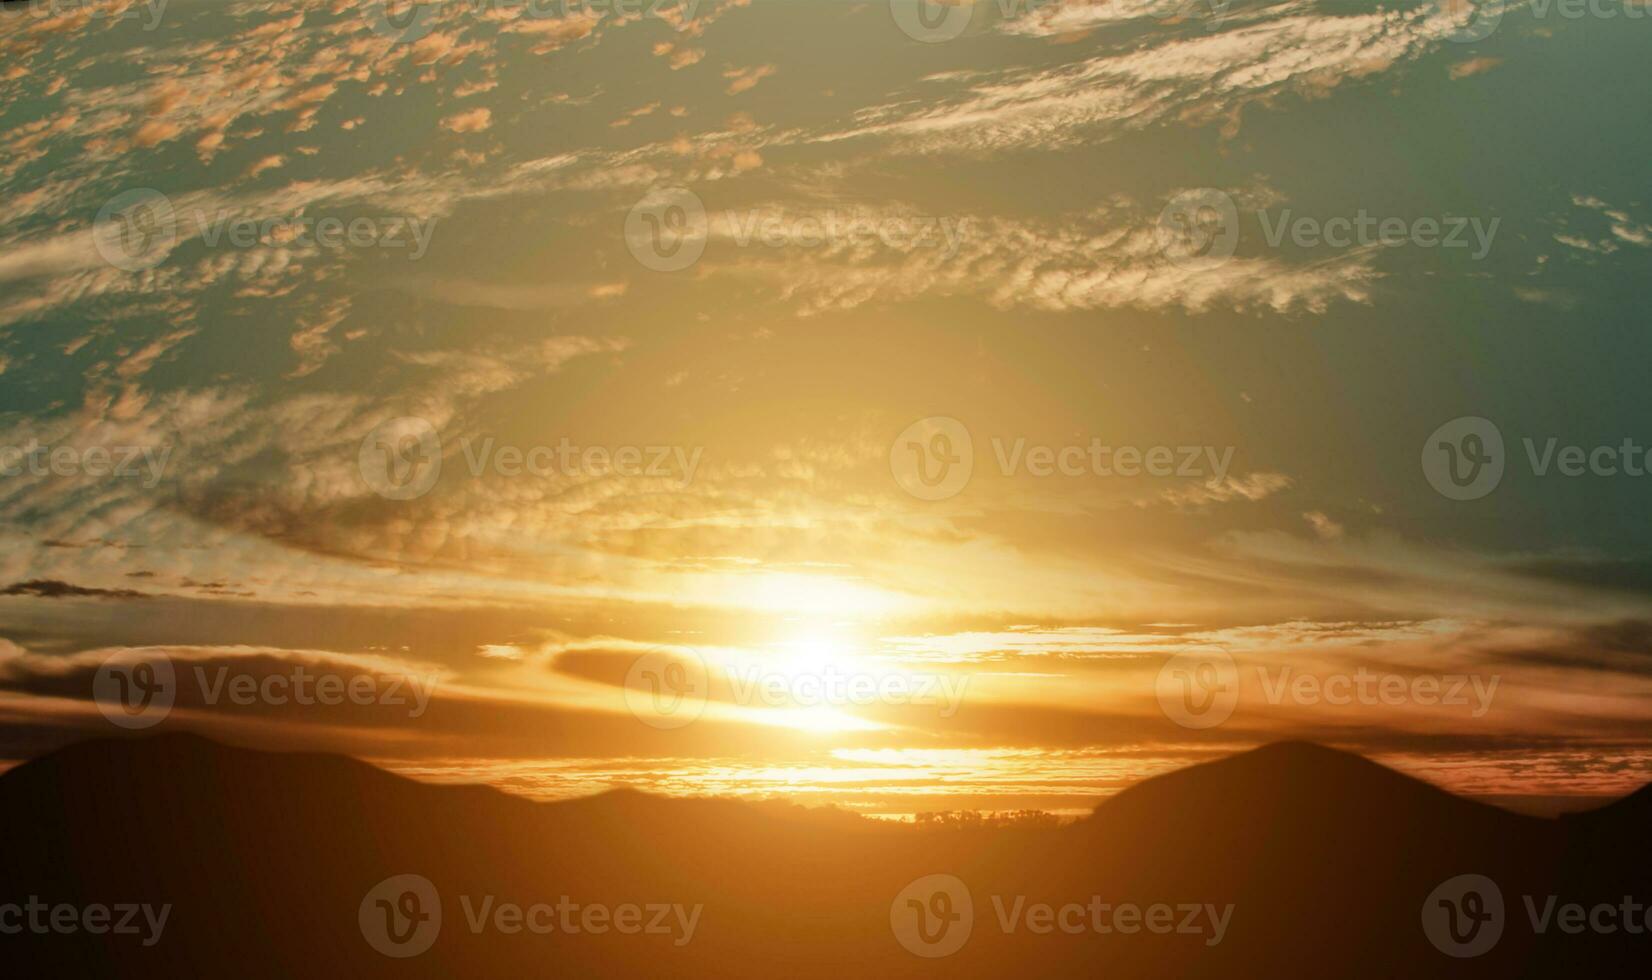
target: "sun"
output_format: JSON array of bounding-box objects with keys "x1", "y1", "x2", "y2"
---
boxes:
[
  {"x1": 744, "y1": 572, "x2": 907, "y2": 619},
  {"x1": 779, "y1": 632, "x2": 848, "y2": 680}
]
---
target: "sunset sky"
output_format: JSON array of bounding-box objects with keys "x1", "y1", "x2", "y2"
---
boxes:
[{"x1": 2, "y1": 0, "x2": 1650, "y2": 816}]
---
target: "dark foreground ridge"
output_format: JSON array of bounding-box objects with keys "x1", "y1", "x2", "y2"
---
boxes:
[{"x1": 0, "y1": 734, "x2": 1646, "y2": 978}]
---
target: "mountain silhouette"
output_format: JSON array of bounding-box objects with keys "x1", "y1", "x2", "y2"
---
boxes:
[{"x1": 0, "y1": 735, "x2": 1644, "y2": 977}]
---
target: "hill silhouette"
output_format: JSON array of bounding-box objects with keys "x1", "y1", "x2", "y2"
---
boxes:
[{"x1": 0, "y1": 735, "x2": 1645, "y2": 977}]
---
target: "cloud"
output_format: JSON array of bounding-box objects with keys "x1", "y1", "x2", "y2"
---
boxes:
[
  {"x1": 244, "y1": 155, "x2": 286, "y2": 180},
  {"x1": 1302, "y1": 511, "x2": 1344, "y2": 540},
  {"x1": 997, "y1": 0, "x2": 1227, "y2": 37},
  {"x1": 442, "y1": 107, "x2": 494, "y2": 133},
  {"x1": 816, "y1": 6, "x2": 1462, "y2": 155},
  {"x1": 723, "y1": 64, "x2": 775, "y2": 95},
  {"x1": 0, "y1": 580, "x2": 148, "y2": 600},
  {"x1": 399, "y1": 278, "x2": 631, "y2": 311},
  {"x1": 703, "y1": 202, "x2": 1376, "y2": 317},
  {"x1": 1160, "y1": 472, "x2": 1293, "y2": 507},
  {"x1": 1449, "y1": 56, "x2": 1502, "y2": 79},
  {"x1": 1563, "y1": 194, "x2": 1652, "y2": 250}
]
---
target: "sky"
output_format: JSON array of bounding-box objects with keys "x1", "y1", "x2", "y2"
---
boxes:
[{"x1": 1, "y1": 0, "x2": 1650, "y2": 816}]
